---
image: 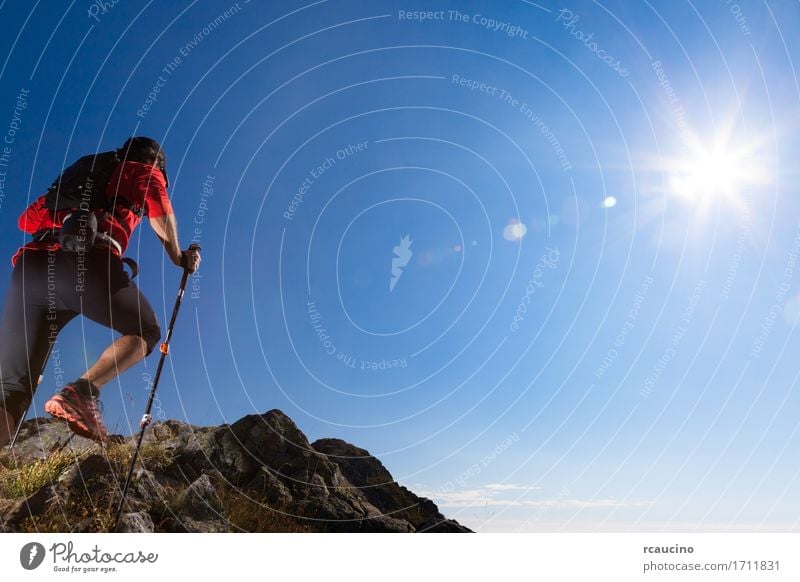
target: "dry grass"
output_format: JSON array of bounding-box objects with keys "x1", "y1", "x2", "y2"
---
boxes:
[
  {"x1": 217, "y1": 486, "x2": 311, "y2": 533},
  {"x1": 1, "y1": 439, "x2": 179, "y2": 532},
  {"x1": 3, "y1": 438, "x2": 320, "y2": 533},
  {"x1": 99, "y1": 441, "x2": 174, "y2": 472},
  {"x1": 0, "y1": 449, "x2": 78, "y2": 499},
  {"x1": 18, "y1": 501, "x2": 114, "y2": 533}
]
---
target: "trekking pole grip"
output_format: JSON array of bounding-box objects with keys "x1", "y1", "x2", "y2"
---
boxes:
[{"x1": 180, "y1": 243, "x2": 202, "y2": 275}]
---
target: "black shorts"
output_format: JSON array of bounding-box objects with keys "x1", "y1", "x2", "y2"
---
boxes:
[{"x1": 0, "y1": 247, "x2": 161, "y2": 419}]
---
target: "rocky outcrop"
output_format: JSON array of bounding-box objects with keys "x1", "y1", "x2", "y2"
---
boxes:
[
  {"x1": 312, "y1": 438, "x2": 471, "y2": 533},
  {"x1": 0, "y1": 410, "x2": 469, "y2": 533}
]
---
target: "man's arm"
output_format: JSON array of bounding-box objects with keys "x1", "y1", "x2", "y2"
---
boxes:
[
  {"x1": 149, "y1": 213, "x2": 202, "y2": 272},
  {"x1": 149, "y1": 213, "x2": 182, "y2": 266}
]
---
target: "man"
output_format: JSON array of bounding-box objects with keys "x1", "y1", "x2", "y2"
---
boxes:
[{"x1": 0, "y1": 137, "x2": 200, "y2": 445}]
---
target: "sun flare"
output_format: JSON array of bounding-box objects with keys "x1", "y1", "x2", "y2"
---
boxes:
[{"x1": 665, "y1": 130, "x2": 772, "y2": 213}]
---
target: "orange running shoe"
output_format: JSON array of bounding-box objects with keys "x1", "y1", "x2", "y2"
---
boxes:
[{"x1": 45, "y1": 384, "x2": 109, "y2": 442}]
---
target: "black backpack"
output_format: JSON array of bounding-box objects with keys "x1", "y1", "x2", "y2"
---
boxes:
[
  {"x1": 44, "y1": 150, "x2": 144, "y2": 219},
  {"x1": 34, "y1": 150, "x2": 146, "y2": 280}
]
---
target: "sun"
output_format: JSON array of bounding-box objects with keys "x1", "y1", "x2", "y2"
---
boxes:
[{"x1": 665, "y1": 128, "x2": 772, "y2": 214}]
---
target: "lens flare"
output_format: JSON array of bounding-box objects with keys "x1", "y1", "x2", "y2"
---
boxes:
[{"x1": 503, "y1": 221, "x2": 528, "y2": 241}]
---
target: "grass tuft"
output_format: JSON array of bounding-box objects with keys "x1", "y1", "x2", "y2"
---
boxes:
[
  {"x1": 0, "y1": 450, "x2": 78, "y2": 499},
  {"x1": 217, "y1": 486, "x2": 310, "y2": 532}
]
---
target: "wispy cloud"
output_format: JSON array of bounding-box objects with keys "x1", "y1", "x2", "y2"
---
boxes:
[
  {"x1": 483, "y1": 483, "x2": 535, "y2": 492},
  {"x1": 418, "y1": 483, "x2": 649, "y2": 509}
]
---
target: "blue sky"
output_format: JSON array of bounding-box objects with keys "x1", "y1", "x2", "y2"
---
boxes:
[{"x1": 1, "y1": 0, "x2": 799, "y2": 532}]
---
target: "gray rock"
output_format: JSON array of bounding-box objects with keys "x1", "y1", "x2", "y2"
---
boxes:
[
  {"x1": 417, "y1": 516, "x2": 473, "y2": 533},
  {"x1": 244, "y1": 466, "x2": 293, "y2": 507},
  {"x1": 171, "y1": 474, "x2": 227, "y2": 532},
  {"x1": 120, "y1": 469, "x2": 167, "y2": 515},
  {"x1": 6, "y1": 418, "x2": 96, "y2": 461},
  {"x1": 1, "y1": 484, "x2": 55, "y2": 527},
  {"x1": 312, "y1": 438, "x2": 472, "y2": 533},
  {"x1": 57, "y1": 453, "x2": 115, "y2": 506},
  {"x1": 118, "y1": 512, "x2": 154, "y2": 533},
  {"x1": 58, "y1": 454, "x2": 109, "y2": 489}
]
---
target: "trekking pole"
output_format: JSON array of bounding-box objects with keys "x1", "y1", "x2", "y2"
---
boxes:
[
  {"x1": 9, "y1": 342, "x2": 56, "y2": 450},
  {"x1": 112, "y1": 244, "x2": 200, "y2": 532}
]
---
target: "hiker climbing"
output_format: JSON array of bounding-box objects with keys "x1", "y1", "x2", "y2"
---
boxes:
[{"x1": 0, "y1": 137, "x2": 201, "y2": 446}]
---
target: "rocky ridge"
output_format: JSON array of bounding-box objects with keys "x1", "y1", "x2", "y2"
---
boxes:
[{"x1": 0, "y1": 409, "x2": 469, "y2": 533}]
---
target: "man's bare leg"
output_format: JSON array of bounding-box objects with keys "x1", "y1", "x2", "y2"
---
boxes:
[
  {"x1": 0, "y1": 407, "x2": 17, "y2": 449},
  {"x1": 80, "y1": 335, "x2": 149, "y2": 389},
  {"x1": 2, "y1": 336, "x2": 149, "y2": 446},
  {"x1": 43, "y1": 335, "x2": 149, "y2": 441}
]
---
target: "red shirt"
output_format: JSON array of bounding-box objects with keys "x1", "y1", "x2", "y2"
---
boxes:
[{"x1": 12, "y1": 160, "x2": 173, "y2": 265}]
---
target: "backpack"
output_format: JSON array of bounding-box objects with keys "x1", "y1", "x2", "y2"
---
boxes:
[
  {"x1": 34, "y1": 150, "x2": 146, "y2": 280},
  {"x1": 44, "y1": 150, "x2": 144, "y2": 219}
]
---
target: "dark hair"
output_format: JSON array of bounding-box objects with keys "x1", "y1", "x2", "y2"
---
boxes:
[{"x1": 118, "y1": 136, "x2": 169, "y2": 186}]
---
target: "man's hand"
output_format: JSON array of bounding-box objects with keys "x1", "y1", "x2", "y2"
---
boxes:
[{"x1": 181, "y1": 247, "x2": 201, "y2": 273}]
